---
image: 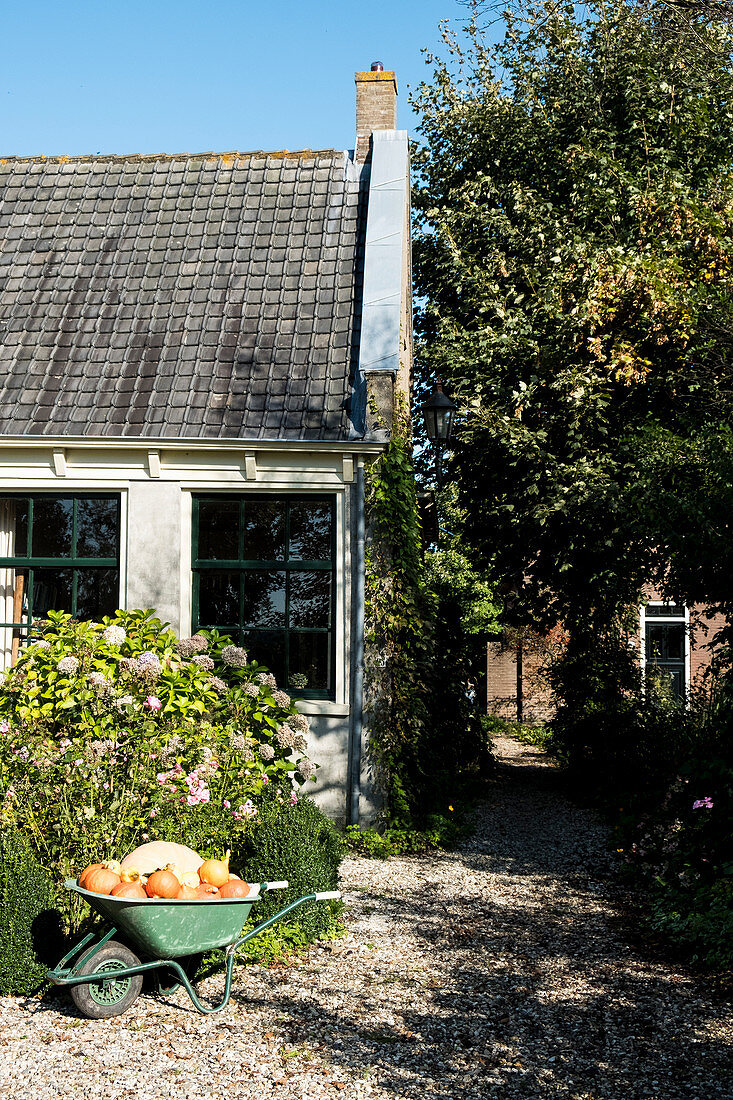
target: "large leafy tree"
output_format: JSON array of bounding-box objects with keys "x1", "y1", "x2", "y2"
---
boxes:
[{"x1": 412, "y1": 1, "x2": 733, "y2": 641}]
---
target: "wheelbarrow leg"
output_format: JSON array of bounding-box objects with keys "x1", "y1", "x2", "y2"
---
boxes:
[{"x1": 159, "y1": 954, "x2": 237, "y2": 1014}]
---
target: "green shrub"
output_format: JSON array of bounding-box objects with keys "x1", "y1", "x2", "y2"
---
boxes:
[
  {"x1": 0, "y1": 829, "x2": 56, "y2": 995},
  {"x1": 483, "y1": 714, "x2": 554, "y2": 751},
  {"x1": 232, "y1": 788, "x2": 345, "y2": 939},
  {"x1": 345, "y1": 815, "x2": 465, "y2": 859}
]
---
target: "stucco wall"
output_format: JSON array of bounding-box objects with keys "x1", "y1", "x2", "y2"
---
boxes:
[{"x1": 125, "y1": 481, "x2": 183, "y2": 633}]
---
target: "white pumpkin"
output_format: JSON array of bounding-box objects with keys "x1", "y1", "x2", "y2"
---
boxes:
[{"x1": 120, "y1": 841, "x2": 203, "y2": 876}]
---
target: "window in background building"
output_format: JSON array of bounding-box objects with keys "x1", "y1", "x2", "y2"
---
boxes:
[
  {"x1": 192, "y1": 495, "x2": 335, "y2": 699},
  {"x1": 642, "y1": 602, "x2": 688, "y2": 702},
  {"x1": 0, "y1": 495, "x2": 121, "y2": 667}
]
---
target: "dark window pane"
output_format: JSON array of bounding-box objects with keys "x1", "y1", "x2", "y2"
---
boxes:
[
  {"x1": 646, "y1": 624, "x2": 664, "y2": 660},
  {"x1": 0, "y1": 498, "x2": 28, "y2": 557},
  {"x1": 289, "y1": 571, "x2": 331, "y2": 628},
  {"x1": 197, "y1": 500, "x2": 239, "y2": 560},
  {"x1": 76, "y1": 569, "x2": 119, "y2": 620},
  {"x1": 244, "y1": 500, "x2": 285, "y2": 561},
  {"x1": 289, "y1": 632, "x2": 329, "y2": 691},
  {"x1": 32, "y1": 499, "x2": 73, "y2": 558},
  {"x1": 32, "y1": 568, "x2": 73, "y2": 616},
  {"x1": 664, "y1": 625, "x2": 685, "y2": 661},
  {"x1": 243, "y1": 629, "x2": 286, "y2": 685},
  {"x1": 76, "y1": 498, "x2": 119, "y2": 558},
  {"x1": 289, "y1": 502, "x2": 331, "y2": 561},
  {"x1": 243, "y1": 571, "x2": 286, "y2": 627},
  {"x1": 646, "y1": 623, "x2": 685, "y2": 662},
  {"x1": 198, "y1": 571, "x2": 240, "y2": 626}
]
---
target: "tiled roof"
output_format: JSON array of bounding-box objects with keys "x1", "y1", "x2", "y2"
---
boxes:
[{"x1": 0, "y1": 151, "x2": 365, "y2": 440}]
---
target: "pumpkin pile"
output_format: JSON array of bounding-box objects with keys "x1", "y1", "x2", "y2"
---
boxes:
[{"x1": 77, "y1": 841, "x2": 251, "y2": 900}]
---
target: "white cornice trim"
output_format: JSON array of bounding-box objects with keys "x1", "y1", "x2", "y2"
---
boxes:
[{"x1": 0, "y1": 436, "x2": 387, "y2": 456}]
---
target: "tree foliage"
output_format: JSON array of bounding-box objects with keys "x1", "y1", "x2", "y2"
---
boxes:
[{"x1": 413, "y1": 0, "x2": 733, "y2": 638}]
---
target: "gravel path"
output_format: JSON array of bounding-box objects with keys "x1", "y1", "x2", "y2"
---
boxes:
[{"x1": 1, "y1": 735, "x2": 731, "y2": 1099}]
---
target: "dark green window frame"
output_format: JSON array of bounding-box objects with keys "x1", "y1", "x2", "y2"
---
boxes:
[
  {"x1": 0, "y1": 493, "x2": 121, "y2": 649},
  {"x1": 191, "y1": 494, "x2": 336, "y2": 700}
]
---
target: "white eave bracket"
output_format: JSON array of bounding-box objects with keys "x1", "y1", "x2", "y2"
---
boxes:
[
  {"x1": 52, "y1": 449, "x2": 67, "y2": 477},
  {"x1": 147, "y1": 450, "x2": 161, "y2": 478},
  {"x1": 244, "y1": 450, "x2": 257, "y2": 481}
]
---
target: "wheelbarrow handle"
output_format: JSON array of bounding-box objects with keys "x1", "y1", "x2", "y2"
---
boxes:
[
  {"x1": 261, "y1": 880, "x2": 289, "y2": 891},
  {"x1": 314, "y1": 891, "x2": 341, "y2": 901}
]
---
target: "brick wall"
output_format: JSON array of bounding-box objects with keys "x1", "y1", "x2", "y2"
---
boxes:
[
  {"x1": 486, "y1": 638, "x2": 555, "y2": 725},
  {"x1": 355, "y1": 70, "x2": 398, "y2": 161}
]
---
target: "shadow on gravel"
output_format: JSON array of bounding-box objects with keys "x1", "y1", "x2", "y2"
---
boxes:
[{"x1": 225, "y1": 884, "x2": 733, "y2": 1100}]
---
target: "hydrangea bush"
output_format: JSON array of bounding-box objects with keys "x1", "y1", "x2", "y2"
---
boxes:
[{"x1": 0, "y1": 609, "x2": 317, "y2": 917}]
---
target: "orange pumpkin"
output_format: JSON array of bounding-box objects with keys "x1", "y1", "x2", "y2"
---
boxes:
[
  {"x1": 85, "y1": 867, "x2": 121, "y2": 895},
  {"x1": 218, "y1": 878, "x2": 250, "y2": 899},
  {"x1": 195, "y1": 882, "x2": 220, "y2": 899},
  {"x1": 146, "y1": 869, "x2": 180, "y2": 898},
  {"x1": 78, "y1": 863, "x2": 103, "y2": 888},
  {"x1": 110, "y1": 881, "x2": 147, "y2": 899},
  {"x1": 199, "y1": 850, "x2": 231, "y2": 887}
]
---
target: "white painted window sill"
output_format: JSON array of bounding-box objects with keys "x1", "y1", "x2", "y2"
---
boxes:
[{"x1": 296, "y1": 701, "x2": 350, "y2": 718}]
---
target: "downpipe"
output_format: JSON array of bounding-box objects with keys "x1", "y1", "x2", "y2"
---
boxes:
[{"x1": 347, "y1": 461, "x2": 366, "y2": 826}]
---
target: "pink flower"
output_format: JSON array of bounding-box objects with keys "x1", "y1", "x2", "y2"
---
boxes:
[
  {"x1": 0, "y1": 721, "x2": 9, "y2": 734},
  {"x1": 262, "y1": 775, "x2": 269, "y2": 785},
  {"x1": 692, "y1": 797, "x2": 714, "y2": 810},
  {"x1": 149, "y1": 808, "x2": 159, "y2": 818},
  {"x1": 145, "y1": 695, "x2": 162, "y2": 711},
  {"x1": 223, "y1": 800, "x2": 231, "y2": 809},
  {"x1": 290, "y1": 791, "x2": 298, "y2": 805}
]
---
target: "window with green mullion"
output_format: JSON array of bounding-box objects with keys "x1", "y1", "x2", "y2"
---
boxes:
[
  {"x1": 0, "y1": 495, "x2": 120, "y2": 648},
  {"x1": 192, "y1": 495, "x2": 335, "y2": 698}
]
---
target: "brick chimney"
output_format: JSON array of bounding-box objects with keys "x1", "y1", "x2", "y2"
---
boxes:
[{"x1": 355, "y1": 63, "x2": 398, "y2": 162}]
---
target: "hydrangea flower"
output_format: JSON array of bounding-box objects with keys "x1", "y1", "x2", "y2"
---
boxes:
[
  {"x1": 30, "y1": 639, "x2": 50, "y2": 650},
  {"x1": 222, "y1": 644, "x2": 248, "y2": 667},
  {"x1": 287, "y1": 712, "x2": 309, "y2": 733},
  {"x1": 178, "y1": 635, "x2": 209, "y2": 657},
  {"x1": 192, "y1": 654, "x2": 214, "y2": 671},
  {"x1": 256, "y1": 672, "x2": 277, "y2": 689},
  {"x1": 103, "y1": 624, "x2": 127, "y2": 647},
  {"x1": 57, "y1": 656, "x2": 79, "y2": 675},
  {"x1": 136, "y1": 651, "x2": 162, "y2": 679},
  {"x1": 258, "y1": 743, "x2": 275, "y2": 761},
  {"x1": 293, "y1": 734, "x2": 308, "y2": 754},
  {"x1": 210, "y1": 676, "x2": 227, "y2": 694},
  {"x1": 243, "y1": 681, "x2": 260, "y2": 697},
  {"x1": 275, "y1": 727, "x2": 296, "y2": 749},
  {"x1": 114, "y1": 694, "x2": 136, "y2": 711},
  {"x1": 297, "y1": 760, "x2": 315, "y2": 780},
  {"x1": 272, "y1": 689, "x2": 291, "y2": 708}
]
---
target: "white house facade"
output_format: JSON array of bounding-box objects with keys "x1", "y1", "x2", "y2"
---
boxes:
[{"x1": 0, "y1": 68, "x2": 412, "y2": 824}]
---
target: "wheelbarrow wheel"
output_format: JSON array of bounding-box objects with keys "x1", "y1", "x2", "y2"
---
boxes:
[{"x1": 70, "y1": 941, "x2": 143, "y2": 1020}]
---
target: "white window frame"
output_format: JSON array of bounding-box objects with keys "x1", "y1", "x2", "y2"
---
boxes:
[{"x1": 639, "y1": 600, "x2": 690, "y2": 700}]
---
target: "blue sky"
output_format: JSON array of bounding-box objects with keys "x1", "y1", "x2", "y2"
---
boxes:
[{"x1": 1, "y1": 0, "x2": 475, "y2": 157}]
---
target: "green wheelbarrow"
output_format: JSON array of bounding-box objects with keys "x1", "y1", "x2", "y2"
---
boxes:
[{"x1": 48, "y1": 878, "x2": 341, "y2": 1019}]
